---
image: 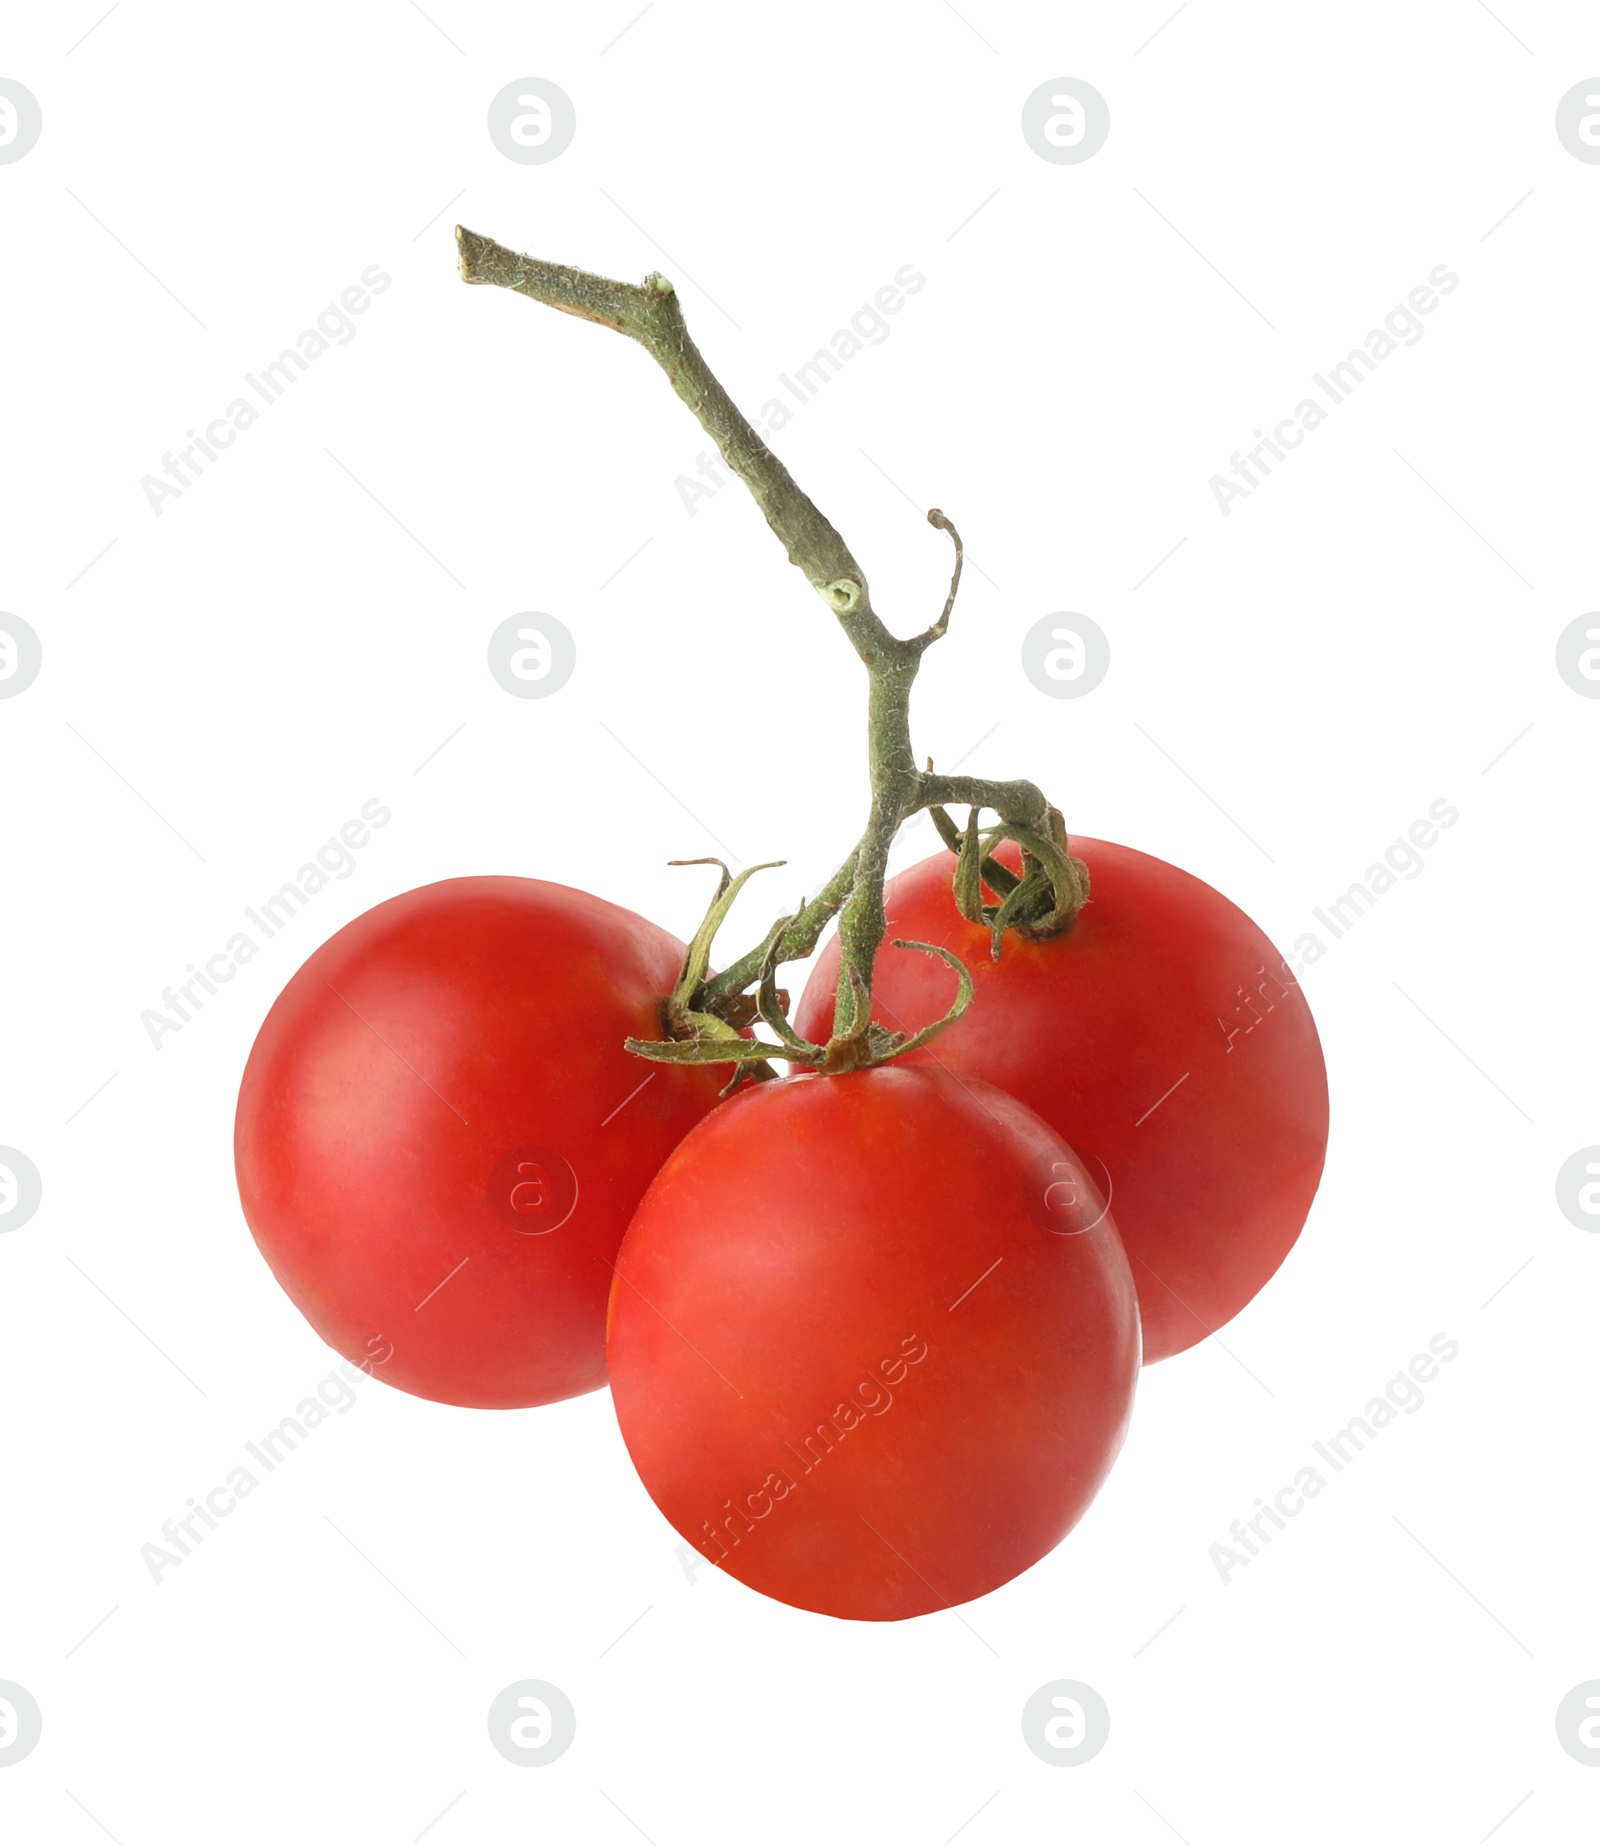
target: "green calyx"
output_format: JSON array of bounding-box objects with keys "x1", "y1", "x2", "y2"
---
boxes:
[
  {"x1": 625, "y1": 867, "x2": 978, "y2": 1089},
  {"x1": 936, "y1": 804, "x2": 1090, "y2": 959}
]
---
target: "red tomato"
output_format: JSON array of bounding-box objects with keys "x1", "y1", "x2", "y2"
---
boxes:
[
  {"x1": 607, "y1": 1065, "x2": 1139, "y2": 1620},
  {"x1": 796, "y1": 838, "x2": 1328, "y2": 1362},
  {"x1": 235, "y1": 877, "x2": 726, "y2": 1409}
]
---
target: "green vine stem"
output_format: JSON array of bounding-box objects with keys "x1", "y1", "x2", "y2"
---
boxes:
[{"x1": 457, "y1": 226, "x2": 1087, "y2": 1071}]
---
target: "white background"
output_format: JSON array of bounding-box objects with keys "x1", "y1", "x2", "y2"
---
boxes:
[{"x1": 3, "y1": 1, "x2": 1597, "y2": 1839}]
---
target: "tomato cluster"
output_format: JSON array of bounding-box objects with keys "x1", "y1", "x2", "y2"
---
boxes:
[{"x1": 234, "y1": 839, "x2": 1327, "y2": 1621}]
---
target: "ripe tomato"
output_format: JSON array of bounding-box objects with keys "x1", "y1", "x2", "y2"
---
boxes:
[
  {"x1": 235, "y1": 877, "x2": 726, "y2": 1409},
  {"x1": 607, "y1": 1065, "x2": 1139, "y2": 1621},
  {"x1": 796, "y1": 838, "x2": 1328, "y2": 1362}
]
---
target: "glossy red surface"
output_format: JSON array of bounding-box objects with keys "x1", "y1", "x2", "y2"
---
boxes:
[
  {"x1": 235, "y1": 877, "x2": 726, "y2": 1407},
  {"x1": 796, "y1": 838, "x2": 1329, "y2": 1361},
  {"x1": 608, "y1": 1065, "x2": 1140, "y2": 1620}
]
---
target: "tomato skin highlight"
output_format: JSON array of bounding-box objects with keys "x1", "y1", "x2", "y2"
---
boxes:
[
  {"x1": 234, "y1": 876, "x2": 727, "y2": 1409},
  {"x1": 607, "y1": 1065, "x2": 1140, "y2": 1621},
  {"x1": 796, "y1": 838, "x2": 1329, "y2": 1362}
]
